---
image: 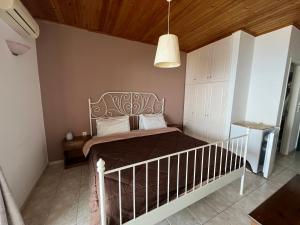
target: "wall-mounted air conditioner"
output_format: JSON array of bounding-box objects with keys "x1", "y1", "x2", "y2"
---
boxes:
[{"x1": 0, "y1": 0, "x2": 39, "y2": 39}]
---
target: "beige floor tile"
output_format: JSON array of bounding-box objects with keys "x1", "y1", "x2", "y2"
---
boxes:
[
  {"x1": 57, "y1": 179, "x2": 81, "y2": 196},
  {"x1": 77, "y1": 189, "x2": 90, "y2": 225},
  {"x1": 22, "y1": 195, "x2": 54, "y2": 220},
  {"x1": 204, "y1": 214, "x2": 225, "y2": 225},
  {"x1": 269, "y1": 168, "x2": 297, "y2": 186},
  {"x1": 168, "y1": 208, "x2": 201, "y2": 225},
  {"x1": 255, "y1": 180, "x2": 283, "y2": 197},
  {"x1": 36, "y1": 172, "x2": 62, "y2": 189},
  {"x1": 28, "y1": 182, "x2": 58, "y2": 202},
  {"x1": 77, "y1": 218, "x2": 90, "y2": 225},
  {"x1": 268, "y1": 164, "x2": 287, "y2": 179},
  {"x1": 44, "y1": 163, "x2": 64, "y2": 176},
  {"x1": 204, "y1": 190, "x2": 234, "y2": 213},
  {"x1": 24, "y1": 213, "x2": 49, "y2": 225},
  {"x1": 188, "y1": 199, "x2": 218, "y2": 224},
  {"x1": 232, "y1": 181, "x2": 282, "y2": 215},
  {"x1": 50, "y1": 191, "x2": 79, "y2": 213},
  {"x1": 46, "y1": 203, "x2": 77, "y2": 225},
  {"x1": 63, "y1": 166, "x2": 82, "y2": 178},
  {"x1": 205, "y1": 206, "x2": 251, "y2": 225},
  {"x1": 155, "y1": 220, "x2": 170, "y2": 225}
]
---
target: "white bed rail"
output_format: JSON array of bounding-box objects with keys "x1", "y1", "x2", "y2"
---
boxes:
[{"x1": 97, "y1": 132, "x2": 249, "y2": 225}]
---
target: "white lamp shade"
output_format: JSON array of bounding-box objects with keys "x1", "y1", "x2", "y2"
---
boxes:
[{"x1": 154, "y1": 34, "x2": 181, "y2": 68}]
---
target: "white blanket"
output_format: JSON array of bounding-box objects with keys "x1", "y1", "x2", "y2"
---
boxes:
[{"x1": 0, "y1": 168, "x2": 24, "y2": 225}]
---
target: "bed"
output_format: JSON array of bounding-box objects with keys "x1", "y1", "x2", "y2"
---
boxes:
[{"x1": 84, "y1": 92, "x2": 249, "y2": 225}]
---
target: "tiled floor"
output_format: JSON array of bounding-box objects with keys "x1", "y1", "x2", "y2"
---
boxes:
[{"x1": 22, "y1": 152, "x2": 300, "y2": 225}]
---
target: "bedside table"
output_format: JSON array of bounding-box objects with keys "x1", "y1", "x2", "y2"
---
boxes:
[
  {"x1": 62, "y1": 135, "x2": 91, "y2": 169},
  {"x1": 168, "y1": 124, "x2": 183, "y2": 131}
]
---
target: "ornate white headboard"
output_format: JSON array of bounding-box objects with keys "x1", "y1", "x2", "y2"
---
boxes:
[{"x1": 88, "y1": 91, "x2": 165, "y2": 135}]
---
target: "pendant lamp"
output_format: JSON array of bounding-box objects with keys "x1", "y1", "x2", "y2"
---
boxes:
[{"x1": 154, "y1": 0, "x2": 181, "y2": 68}]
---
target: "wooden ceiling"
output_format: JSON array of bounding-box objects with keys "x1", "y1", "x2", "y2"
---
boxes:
[{"x1": 22, "y1": 0, "x2": 300, "y2": 52}]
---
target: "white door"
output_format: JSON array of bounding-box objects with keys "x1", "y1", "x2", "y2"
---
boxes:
[
  {"x1": 289, "y1": 89, "x2": 300, "y2": 151},
  {"x1": 210, "y1": 37, "x2": 232, "y2": 82},
  {"x1": 206, "y1": 82, "x2": 229, "y2": 141},
  {"x1": 281, "y1": 66, "x2": 300, "y2": 154}
]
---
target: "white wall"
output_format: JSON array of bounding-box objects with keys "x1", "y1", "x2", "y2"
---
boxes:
[
  {"x1": 230, "y1": 31, "x2": 255, "y2": 122},
  {"x1": 246, "y1": 26, "x2": 292, "y2": 125},
  {"x1": 289, "y1": 26, "x2": 300, "y2": 62},
  {"x1": 0, "y1": 20, "x2": 48, "y2": 207}
]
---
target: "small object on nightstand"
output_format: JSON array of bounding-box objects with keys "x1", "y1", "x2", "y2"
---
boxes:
[
  {"x1": 65, "y1": 131, "x2": 74, "y2": 141},
  {"x1": 168, "y1": 124, "x2": 183, "y2": 131},
  {"x1": 62, "y1": 135, "x2": 91, "y2": 169}
]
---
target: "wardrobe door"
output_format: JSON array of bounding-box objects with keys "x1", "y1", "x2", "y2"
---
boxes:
[
  {"x1": 198, "y1": 45, "x2": 212, "y2": 82},
  {"x1": 210, "y1": 37, "x2": 232, "y2": 82},
  {"x1": 183, "y1": 84, "x2": 197, "y2": 136},
  {"x1": 193, "y1": 83, "x2": 209, "y2": 140},
  {"x1": 206, "y1": 82, "x2": 230, "y2": 141},
  {"x1": 186, "y1": 51, "x2": 199, "y2": 84},
  {"x1": 183, "y1": 83, "x2": 209, "y2": 140}
]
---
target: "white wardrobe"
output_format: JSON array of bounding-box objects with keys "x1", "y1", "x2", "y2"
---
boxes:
[{"x1": 183, "y1": 31, "x2": 255, "y2": 142}]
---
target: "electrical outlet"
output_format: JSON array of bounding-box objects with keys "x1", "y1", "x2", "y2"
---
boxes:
[{"x1": 82, "y1": 131, "x2": 88, "y2": 136}]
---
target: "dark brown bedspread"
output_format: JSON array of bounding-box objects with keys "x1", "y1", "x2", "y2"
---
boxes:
[{"x1": 88, "y1": 130, "x2": 243, "y2": 225}]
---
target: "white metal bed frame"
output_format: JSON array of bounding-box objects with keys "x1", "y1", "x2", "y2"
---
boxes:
[{"x1": 88, "y1": 92, "x2": 249, "y2": 225}]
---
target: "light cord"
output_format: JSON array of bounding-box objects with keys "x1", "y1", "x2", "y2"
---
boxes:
[{"x1": 168, "y1": 0, "x2": 170, "y2": 34}]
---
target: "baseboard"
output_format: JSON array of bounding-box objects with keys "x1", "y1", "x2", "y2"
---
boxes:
[{"x1": 48, "y1": 160, "x2": 64, "y2": 165}]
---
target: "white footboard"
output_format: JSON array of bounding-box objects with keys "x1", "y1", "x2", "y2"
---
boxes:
[{"x1": 97, "y1": 132, "x2": 249, "y2": 225}]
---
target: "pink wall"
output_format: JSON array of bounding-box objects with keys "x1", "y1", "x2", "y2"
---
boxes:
[{"x1": 36, "y1": 20, "x2": 187, "y2": 161}]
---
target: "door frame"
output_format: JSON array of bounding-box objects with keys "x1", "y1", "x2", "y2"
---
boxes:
[{"x1": 279, "y1": 57, "x2": 300, "y2": 155}]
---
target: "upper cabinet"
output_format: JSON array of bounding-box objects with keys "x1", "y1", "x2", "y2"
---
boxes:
[
  {"x1": 185, "y1": 36, "x2": 233, "y2": 84},
  {"x1": 210, "y1": 37, "x2": 233, "y2": 81},
  {"x1": 186, "y1": 50, "x2": 200, "y2": 84}
]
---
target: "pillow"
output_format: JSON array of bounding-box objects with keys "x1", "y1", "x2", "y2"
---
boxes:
[
  {"x1": 96, "y1": 116, "x2": 130, "y2": 136},
  {"x1": 139, "y1": 114, "x2": 161, "y2": 129},
  {"x1": 139, "y1": 114, "x2": 167, "y2": 130}
]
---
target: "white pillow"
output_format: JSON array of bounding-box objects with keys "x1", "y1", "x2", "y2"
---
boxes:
[
  {"x1": 96, "y1": 116, "x2": 130, "y2": 136},
  {"x1": 139, "y1": 113, "x2": 161, "y2": 129},
  {"x1": 139, "y1": 114, "x2": 167, "y2": 130}
]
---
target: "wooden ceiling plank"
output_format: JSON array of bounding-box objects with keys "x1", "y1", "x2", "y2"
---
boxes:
[{"x1": 49, "y1": 0, "x2": 65, "y2": 23}]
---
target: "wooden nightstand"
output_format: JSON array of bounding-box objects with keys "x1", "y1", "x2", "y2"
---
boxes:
[
  {"x1": 168, "y1": 124, "x2": 183, "y2": 131},
  {"x1": 62, "y1": 135, "x2": 91, "y2": 169}
]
